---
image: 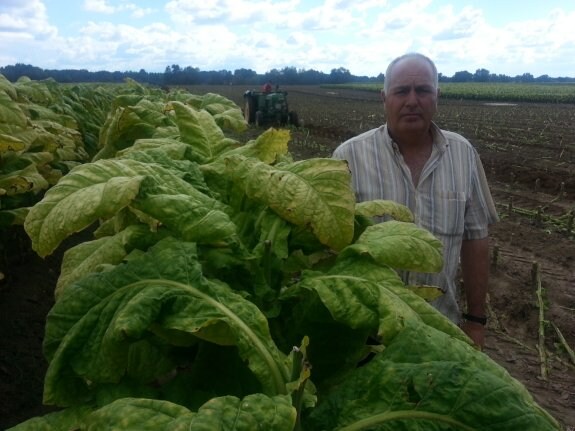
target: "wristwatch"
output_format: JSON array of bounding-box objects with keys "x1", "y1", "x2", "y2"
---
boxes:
[{"x1": 462, "y1": 312, "x2": 487, "y2": 326}]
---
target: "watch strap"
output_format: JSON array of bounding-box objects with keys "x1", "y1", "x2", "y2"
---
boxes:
[{"x1": 462, "y1": 313, "x2": 487, "y2": 325}]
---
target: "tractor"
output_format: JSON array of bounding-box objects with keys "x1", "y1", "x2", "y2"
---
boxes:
[{"x1": 243, "y1": 89, "x2": 299, "y2": 127}]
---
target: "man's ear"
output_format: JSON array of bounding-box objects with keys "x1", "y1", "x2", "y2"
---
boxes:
[
  {"x1": 437, "y1": 87, "x2": 441, "y2": 98},
  {"x1": 380, "y1": 89, "x2": 386, "y2": 103}
]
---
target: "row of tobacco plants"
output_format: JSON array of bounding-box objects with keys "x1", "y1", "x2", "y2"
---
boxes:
[{"x1": 1, "y1": 75, "x2": 562, "y2": 430}]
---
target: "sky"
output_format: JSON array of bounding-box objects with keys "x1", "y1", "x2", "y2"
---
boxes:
[{"x1": 1, "y1": 0, "x2": 574, "y2": 78}]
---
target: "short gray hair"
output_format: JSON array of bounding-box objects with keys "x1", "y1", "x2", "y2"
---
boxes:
[{"x1": 383, "y1": 53, "x2": 439, "y2": 94}]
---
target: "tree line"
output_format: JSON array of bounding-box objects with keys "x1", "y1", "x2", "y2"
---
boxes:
[{"x1": 1, "y1": 63, "x2": 573, "y2": 86}]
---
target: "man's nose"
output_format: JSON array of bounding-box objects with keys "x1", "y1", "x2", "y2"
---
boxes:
[{"x1": 405, "y1": 89, "x2": 418, "y2": 105}]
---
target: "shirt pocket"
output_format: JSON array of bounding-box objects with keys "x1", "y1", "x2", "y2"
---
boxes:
[{"x1": 419, "y1": 190, "x2": 466, "y2": 237}]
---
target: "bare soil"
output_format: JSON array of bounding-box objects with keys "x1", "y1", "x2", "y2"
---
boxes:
[{"x1": 1, "y1": 85, "x2": 574, "y2": 430}]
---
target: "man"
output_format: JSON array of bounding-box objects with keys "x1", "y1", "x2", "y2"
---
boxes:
[
  {"x1": 262, "y1": 82, "x2": 273, "y2": 93},
  {"x1": 332, "y1": 53, "x2": 498, "y2": 348}
]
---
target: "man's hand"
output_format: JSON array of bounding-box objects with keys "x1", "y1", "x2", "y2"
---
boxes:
[
  {"x1": 460, "y1": 237, "x2": 490, "y2": 350},
  {"x1": 461, "y1": 320, "x2": 485, "y2": 349}
]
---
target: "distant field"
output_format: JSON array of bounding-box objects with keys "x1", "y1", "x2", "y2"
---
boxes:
[{"x1": 322, "y1": 82, "x2": 575, "y2": 104}]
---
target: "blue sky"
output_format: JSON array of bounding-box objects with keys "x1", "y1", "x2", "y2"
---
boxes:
[{"x1": 1, "y1": 0, "x2": 574, "y2": 78}]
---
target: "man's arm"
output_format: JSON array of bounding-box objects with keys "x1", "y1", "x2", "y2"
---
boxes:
[{"x1": 460, "y1": 237, "x2": 490, "y2": 348}]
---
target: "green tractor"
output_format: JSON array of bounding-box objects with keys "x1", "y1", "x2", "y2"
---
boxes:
[{"x1": 243, "y1": 89, "x2": 299, "y2": 127}]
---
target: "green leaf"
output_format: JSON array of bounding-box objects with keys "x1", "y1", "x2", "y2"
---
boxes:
[
  {"x1": 24, "y1": 158, "x2": 210, "y2": 256},
  {"x1": 306, "y1": 323, "x2": 560, "y2": 431},
  {"x1": 329, "y1": 256, "x2": 469, "y2": 344},
  {"x1": 203, "y1": 127, "x2": 290, "y2": 175},
  {"x1": 212, "y1": 108, "x2": 248, "y2": 133},
  {"x1": 117, "y1": 137, "x2": 191, "y2": 160},
  {"x1": 14, "y1": 78, "x2": 55, "y2": 104},
  {"x1": 0, "y1": 89, "x2": 28, "y2": 127},
  {"x1": 19, "y1": 151, "x2": 54, "y2": 167},
  {"x1": 285, "y1": 255, "x2": 471, "y2": 350},
  {"x1": 193, "y1": 92, "x2": 247, "y2": 132},
  {"x1": 0, "y1": 163, "x2": 50, "y2": 195},
  {"x1": 81, "y1": 394, "x2": 295, "y2": 431},
  {"x1": 342, "y1": 221, "x2": 443, "y2": 272},
  {"x1": 290, "y1": 269, "x2": 416, "y2": 341},
  {"x1": 6, "y1": 405, "x2": 92, "y2": 431},
  {"x1": 166, "y1": 101, "x2": 239, "y2": 161},
  {"x1": 405, "y1": 284, "x2": 444, "y2": 301},
  {"x1": 254, "y1": 209, "x2": 291, "y2": 260},
  {"x1": 55, "y1": 224, "x2": 160, "y2": 299},
  {"x1": 85, "y1": 398, "x2": 192, "y2": 430},
  {"x1": 0, "y1": 207, "x2": 29, "y2": 227},
  {"x1": 200, "y1": 128, "x2": 291, "y2": 201},
  {"x1": 42, "y1": 238, "x2": 290, "y2": 406},
  {"x1": 0, "y1": 73, "x2": 18, "y2": 100},
  {"x1": 94, "y1": 99, "x2": 167, "y2": 161},
  {"x1": 133, "y1": 192, "x2": 237, "y2": 244},
  {"x1": 23, "y1": 103, "x2": 78, "y2": 129},
  {"x1": 226, "y1": 155, "x2": 355, "y2": 251},
  {"x1": 356, "y1": 199, "x2": 414, "y2": 222},
  {"x1": 24, "y1": 160, "x2": 146, "y2": 256},
  {"x1": 180, "y1": 394, "x2": 296, "y2": 431},
  {"x1": 119, "y1": 144, "x2": 216, "y2": 198}
]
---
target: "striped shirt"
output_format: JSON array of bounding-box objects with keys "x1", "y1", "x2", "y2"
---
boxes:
[{"x1": 333, "y1": 122, "x2": 499, "y2": 322}]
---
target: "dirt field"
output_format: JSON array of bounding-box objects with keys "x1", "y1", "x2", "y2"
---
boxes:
[{"x1": 1, "y1": 85, "x2": 574, "y2": 430}]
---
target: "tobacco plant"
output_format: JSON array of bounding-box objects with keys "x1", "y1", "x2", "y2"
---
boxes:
[{"x1": 9, "y1": 84, "x2": 560, "y2": 430}]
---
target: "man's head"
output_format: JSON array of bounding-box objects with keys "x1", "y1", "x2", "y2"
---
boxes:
[
  {"x1": 383, "y1": 53, "x2": 438, "y2": 94},
  {"x1": 382, "y1": 53, "x2": 440, "y2": 139}
]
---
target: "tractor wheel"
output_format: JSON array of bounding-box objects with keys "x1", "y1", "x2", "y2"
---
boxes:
[
  {"x1": 289, "y1": 111, "x2": 299, "y2": 127},
  {"x1": 244, "y1": 96, "x2": 255, "y2": 123},
  {"x1": 255, "y1": 111, "x2": 263, "y2": 127}
]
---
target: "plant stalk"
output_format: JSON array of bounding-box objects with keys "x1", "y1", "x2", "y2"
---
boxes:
[
  {"x1": 551, "y1": 322, "x2": 575, "y2": 366},
  {"x1": 532, "y1": 261, "x2": 548, "y2": 380}
]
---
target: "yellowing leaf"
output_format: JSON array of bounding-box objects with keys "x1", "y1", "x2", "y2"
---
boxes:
[
  {"x1": 226, "y1": 155, "x2": 355, "y2": 251},
  {"x1": 0, "y1": 133, "x2": 27, "y2": 153}
]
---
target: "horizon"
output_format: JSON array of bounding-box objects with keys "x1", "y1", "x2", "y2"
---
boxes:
[{"x1": 2, "y1": 62, "x2": 574, "y2": 81}]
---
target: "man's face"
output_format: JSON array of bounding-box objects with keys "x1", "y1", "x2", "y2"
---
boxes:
[{"x1": 383, "y1": 57, "x2": 439, "y2": 138}]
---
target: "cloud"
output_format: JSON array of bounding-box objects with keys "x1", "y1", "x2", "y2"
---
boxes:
[
  {"x1": 165, "y1": 0, "x2": 232, "y2": 24},
  {"x1": 84, "y1": 0, "x2": 115, "y2": 14},
  {"x1": 425, "y1": 7, "x2": 575, "y2": 76},
  {"x1": 0, "y1": 0, "x2": 57, "y2": 38},
  {"x1": 1, "y1": 0, "x2": 574, "y2": 78},
  {"x1": 432, "y1": 6, "x2": 484, "y2": 41},
  {"x1": 124, "y1": 4, "x2": 154, "y2": 19},
  {"x1": 83, "y1": 0, "x2": 155, "y2": 19}
]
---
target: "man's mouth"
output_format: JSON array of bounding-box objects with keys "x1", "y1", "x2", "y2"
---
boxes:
[{"x1": 401, "y1": 113, "x2": 422, "y2": 119}]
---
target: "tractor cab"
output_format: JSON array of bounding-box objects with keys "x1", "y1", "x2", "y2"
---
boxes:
[{"x1": 243, "y1": 89, "x2": 299, "y2": 127}]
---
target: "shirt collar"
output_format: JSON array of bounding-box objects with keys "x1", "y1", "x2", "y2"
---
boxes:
[
  {"x1": 384, "y1": 122, "x2": 448, "y2": 153},
  {"x1": 430, "y1": 122, "x2": 448, "y2": 152}
]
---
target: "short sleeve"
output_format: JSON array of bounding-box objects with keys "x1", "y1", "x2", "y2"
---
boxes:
[{"x1": 463, "y1": 152, "x2": 499, "y2": 240}]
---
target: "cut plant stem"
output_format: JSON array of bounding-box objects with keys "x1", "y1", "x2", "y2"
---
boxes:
[
  {"x1": 532, "y1": 261, "x2": 548, "y2": 380},
  {"x1": 491, "y1": 245, "x2": 499, "y2": 271},
  {"x1": 486, "y1": 294, "x2": 503, "y2": 332},
  {"x1": 551, "y1": 322, "x2": 575, "y2": 366}
]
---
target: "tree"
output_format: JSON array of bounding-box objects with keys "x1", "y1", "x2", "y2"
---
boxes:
[
  {"x1": 1, "y1": 62, "x2": 573, "y2": 86},
  {"x1": 329, "y1": 67, "x2": 352, "y2": 84},
  {"x1": 233, "y1": 68, "x2": 258, "y2": 85},
  {"x1": 474, "y1": 68, "x2": 490, "y2": 82},
  {"x1": 452, "y1": 70, "x2": 473, "y2": 82},
  {"x1": 518, "y1": 73, "x2": 534, "y2": 83}
]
